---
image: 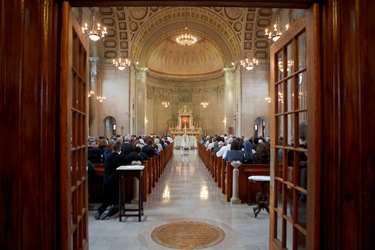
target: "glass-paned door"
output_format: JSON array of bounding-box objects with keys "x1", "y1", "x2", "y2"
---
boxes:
[
  {"x1": 269, "y1": 6, "x2": 320, "y2": 250},
  {"x1": 60, "y1": 2, "x2": 89, "y2": 249}
]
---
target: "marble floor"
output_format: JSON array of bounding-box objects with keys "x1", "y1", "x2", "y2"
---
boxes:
[{"x1": 89, "y1": 149, "x2": 270, "y2": 250}]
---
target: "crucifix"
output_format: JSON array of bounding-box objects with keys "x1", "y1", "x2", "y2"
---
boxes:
[{"x1": 121, "y1": 125, "x2": 124, "y2": 135}]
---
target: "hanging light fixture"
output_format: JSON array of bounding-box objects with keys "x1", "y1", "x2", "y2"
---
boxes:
[
  {"x1": 265, "y1": 18, "x2": 289, "y2": 42},
  {"x1": 200, "y1": 102, "x2": 209, "y2": 108},
  {"x1": 176, "y1": 7, "x2": 197, "y2": 46},
  {"x1": 88, "y1": 90, "x2": 94, "y2": 97},
  {"x1": 162, "y1": 102, "x2": 170, "y2": 108},
  {"x1": 97, "y1": 96, "x2": 106, "y2": 102},
  {"x1": 82, "y1": 9, "x2": 107, "y2": 41},
  {"x1": 113, "y1": 58, "x2": 131, "y2": 70},
  {"x1": 240, "y1": 56, "x2": 259, "y2": 71}
]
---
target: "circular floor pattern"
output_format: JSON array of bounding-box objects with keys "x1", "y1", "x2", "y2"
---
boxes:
[{"x1": 151, "y1": 220, "x2": 225, "y2": 249}]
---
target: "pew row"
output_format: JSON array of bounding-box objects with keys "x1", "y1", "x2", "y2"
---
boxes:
[{"x1": 88, "y1": 142, "x2": 174, "y2": 204}]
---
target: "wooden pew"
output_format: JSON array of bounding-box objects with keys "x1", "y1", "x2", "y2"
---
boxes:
[
  {"x1": 225, "y1": 162, "x2": 270, "y2": 204},
  {"x1": 88, "y1": 163, "x2": 104, "y2": 203}
]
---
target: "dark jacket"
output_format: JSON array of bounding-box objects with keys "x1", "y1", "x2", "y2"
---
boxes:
[
  {"x1": 103, "y1": 152, "x2": 126, "y2": 185},
  {"x1": 121, "y1": 143, "x2": 134, "y2": 157},
  {"x1": 142, "y1": 145, "x2": 156, "y2": 158},
  {"x1": 88, "y1": 146, "x2": 102, "y2": 163}
]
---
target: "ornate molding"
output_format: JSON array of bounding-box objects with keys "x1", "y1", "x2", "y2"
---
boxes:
[{"x1": 146, "y1": 70, "x2": 225, "y2": 89}]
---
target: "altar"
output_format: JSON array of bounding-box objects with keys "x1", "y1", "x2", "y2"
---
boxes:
[{"x1": 168, "y1": 105, "x2": 203, "y2": 138}]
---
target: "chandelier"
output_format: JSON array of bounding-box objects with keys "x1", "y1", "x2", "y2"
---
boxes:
[
  {"x1": 162, "y1": 102, "x2": 170, "y2": 108},
  {"x1": 113, "y1": 58, "x2": 131, "y2": 70},
  {"x1": 88, "y1": 90, "x2": 94, "y2": 97},
  {"x1": 240, "y1": 57, "x2": 259, "y2": 70},
  {"x1": 265, "y1": 18, "x2": 289, "y2": 42},
  {"x1": 200, "y1": 102, "x2": 209, "y2": 108},
  {"x1": 176, "y1": 7, "x2": 197, "y2": 46},
  {"x1": 97, "y1": 95, "x2": 106, "y2": 102},
  {"x1": 82, "y1": 13, "x2": 107, "y2": 42}
]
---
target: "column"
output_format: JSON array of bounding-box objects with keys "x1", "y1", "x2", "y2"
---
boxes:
[{"x1": 230, "y1": 161, "x2": 242, "y2": 204}]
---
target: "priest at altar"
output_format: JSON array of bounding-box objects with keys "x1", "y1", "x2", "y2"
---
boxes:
[{"x1": 175, "y1": 125, "x2": 197, "y2": 149}]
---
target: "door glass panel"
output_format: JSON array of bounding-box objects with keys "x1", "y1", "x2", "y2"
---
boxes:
[
  {"x1": 298, "y1": 111, "x2": 308, "y2": 148},
  {"x1": 277, "y1": 115, "x2": 284, "y2": 145},
  {"x1": 287, "y1": 113, "x2": 294, "y2": 147},
  {"x1": 277, "y1": 83, "x2": 284, "y2": 113},
  {"x1": 297, "y1": 230, "x2": 307, "y2": 250},
  {"x1": 286, "y1": 42, "x2": 294, "y2": 76},
  {"x1": 297, "y1": 192, "x2": 307, "y2": 229},
  {"x1": 298, "y1": 32, "x2": 306, "y2": 70},
  {"x1": 276, "y1": 212, "x2": 283, "y2": 242},
  {"x1": 286, "y1": 186, "x2": 294, "y2": 219},
  {"x1": 287, "y1": 78, "x2": 294, "y2": 112},
  {"x1": 286, "y1": 220, "x2": 293, "y2": 250},
  {"x1": 298, "y1": 72, "x2": 307, "y2": 109},
  {"x1": 275, "y1": 179, "x2": 282, "y2": 207},
  {"x1": 277, "y1": 51, "x2": 283, "y2": 81}
]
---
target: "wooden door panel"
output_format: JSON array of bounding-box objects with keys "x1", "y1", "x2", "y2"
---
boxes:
[
  {"x1": 269, "y1": 5, "x2": 320, "y2": 250},
  {"x1": 61, "y1": 2, "x2": 89, "y2": 249}
]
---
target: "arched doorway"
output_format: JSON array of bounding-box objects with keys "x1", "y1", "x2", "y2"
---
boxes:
[
  {"x1": 104, "y1": 116, "x2": 117, "y2": 139},
  {"x1": 254, "y1": 116, "x2": 268, "y2": 139}
]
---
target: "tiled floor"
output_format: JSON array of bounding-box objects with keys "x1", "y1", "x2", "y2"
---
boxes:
[{"x1": 89, "y1": 149, "x2": 270, "y2": 250}]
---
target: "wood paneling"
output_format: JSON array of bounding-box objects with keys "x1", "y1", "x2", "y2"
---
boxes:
[
  {"x1": 0, "y1": 0, "x2": 58, "y2": 249},
  {"x1": 320, "y1": 0, "x2": 375, "y2": 249}
]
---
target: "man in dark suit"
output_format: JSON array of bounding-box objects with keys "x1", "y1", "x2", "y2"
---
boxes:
[
  {"x1": 93, "y1": 141, "x2": 126, "y2": 220},
  {"x1": 121, "y1": 135, "x2": 134, "y2": 157}
]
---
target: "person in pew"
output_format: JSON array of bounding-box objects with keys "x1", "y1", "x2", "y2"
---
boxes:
[
  {"x1": 253, "y1": 141, "x2": 270, "y2": 164},
  {"x1": 216, "y1": 137, "x2": 233, "y2": 158},
  {"x1": 243, "y1": 138, "x2": 254, "y2": 164},
  {"x1": 142, "y1": 139, "x2": 157, "y2": 158},
  {"x1": 124, "y1": 146, "x2": 148, "y2": 164},
  {"x1": 121, "y1": 135, "x2": 134, "y2": 157},
  {"x1": 224, "y1": 139, "x2": 244, "y2": 163},
  {"x1": 103, "y1": 139, "x2": 115, "y2": 162},
  {"x1": 93, "y1": 141, "x2": 126, "y2": 220},
  {"x1": 88, "y1": 139, "x2": 103, "y2": 163}
]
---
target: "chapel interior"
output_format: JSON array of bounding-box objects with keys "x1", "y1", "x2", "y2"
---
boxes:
[{"x1": 1, "y1": 0, "x2": 374, "y2": 250}]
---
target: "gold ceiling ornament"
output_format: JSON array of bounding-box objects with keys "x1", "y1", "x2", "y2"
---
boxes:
[
  {"x1": 265, "y1": 18, "x2": 289, "y2": 42},
  {"x1": 82, "y1": 9, "x2": 107, "y2": 41},
  {"x1": 176, "y1": 7, "x2": 197, "y2": 46},
  {"x1": 113, "y1": 58, "x2": 131, "y2": 70}
]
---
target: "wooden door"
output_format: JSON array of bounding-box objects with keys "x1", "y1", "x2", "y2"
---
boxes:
[
  {"x1": 269, "y1": 5, "x2": 320, "y2": 250},
  {"x1": 60, "y1": 2, "x2": 89, "y2": 249}
]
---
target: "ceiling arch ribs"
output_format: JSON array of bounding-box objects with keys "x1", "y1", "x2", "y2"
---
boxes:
[{"x1": 122, "y1": 7, "x2": 247, "y2": 68}]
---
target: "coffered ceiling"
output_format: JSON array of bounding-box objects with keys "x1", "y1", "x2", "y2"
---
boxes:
[{"x1": 77, "y1": 6, "x2": 277, "y2": 77}]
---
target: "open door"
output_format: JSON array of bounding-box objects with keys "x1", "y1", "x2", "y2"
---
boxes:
[
  {"x1": 60, "y1": 2, "x2": 89, "y2": 249},
  {"x1": 269, "y1": 5, "x2": 320, "y2": 250}
]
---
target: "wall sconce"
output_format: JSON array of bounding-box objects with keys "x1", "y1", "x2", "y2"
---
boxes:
[{"x1": 145, "y1": 118, "x2": 148, "y2": 125}]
